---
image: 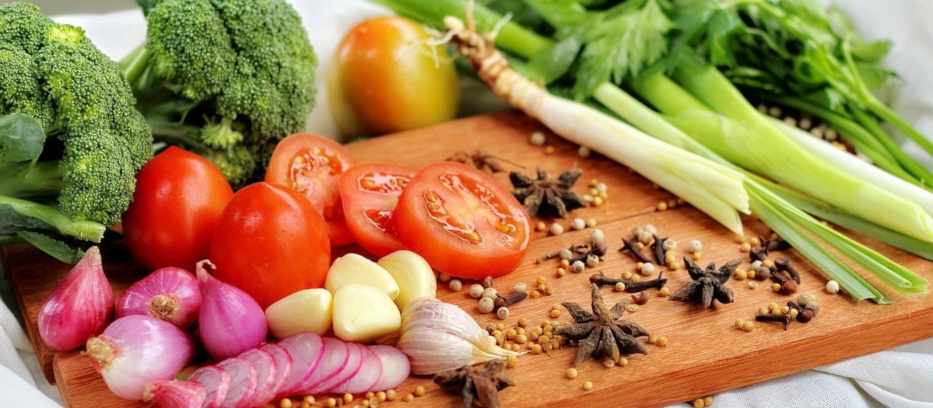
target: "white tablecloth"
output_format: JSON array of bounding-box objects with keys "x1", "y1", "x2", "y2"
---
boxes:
[{"x1": 2, "y1": 1, "x2": 931, "y2": 407}]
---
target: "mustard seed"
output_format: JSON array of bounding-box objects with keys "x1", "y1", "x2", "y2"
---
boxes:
[
  {"x1": 344, "y1": 393, "x2": 354, "y2": 404},
  {"x1": 280, "y1": 398, "x2": 293, "y2": 408},
  {"x1": 402, "y1": 394, "x2": 414, "y2": 402},
  {"x1": 544, "y1": 145, "x2": 556, "y2": 154},
  {"x1": 582, "y1": 381, "x2": 593, "y2": 391},
  {"x1": 414, "y1": 385, "x2": 426, "y2": 397},
  {"x1": 386, "y1": 390, "x2": 398, "y2": 401},
  {"x1": 326, "y1": 398, "x2": 337, "y2": 407},
  {"x1": 565, "y1": 368, "x2": 578, "y2": 379}
]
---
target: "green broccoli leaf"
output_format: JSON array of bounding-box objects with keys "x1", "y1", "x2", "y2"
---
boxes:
[
  {"x1": 16, "y1": 231, "x2": 83, "y2": 264},
  {"x1": 0, "y1": 203, "x2": 52, "y2": 234},
  {"x1": 0, "y1": 113, "x2": 45, "y2": 164}
]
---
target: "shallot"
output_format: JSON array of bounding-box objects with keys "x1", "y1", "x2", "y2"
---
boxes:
[
  {"x1": 196, "y1": 260, "x2": 268, "y2": 360},
  {"x1": 38, "y1": 246, "x2": 113, "y2": 352},
  {"x1": 143, "y1": 380, "x2": 205, "y2": 408},
  {"x1": 117, "y1": 267, "x2": 202, "y2": 327},
  {"x1": 86, "y1": 315, "x2": 193, "y2": 400}
]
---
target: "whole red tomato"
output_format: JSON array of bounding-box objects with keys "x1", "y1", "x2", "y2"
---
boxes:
[
  {"x1": 123, "y1": 147, "x2": 233, "y2": 270},
  {"x1": 209, "y1": 182, "x2": 331, "y2": 307}
]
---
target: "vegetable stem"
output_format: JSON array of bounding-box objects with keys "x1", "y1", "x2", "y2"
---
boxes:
[{"x1": 0, "y1": 195, "x2": 105, "y2": 242}]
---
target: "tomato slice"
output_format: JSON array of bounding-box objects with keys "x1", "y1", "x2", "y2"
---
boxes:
[
  {"x1": 394, "y1": 162, "x2": 530, "y2": 278},
  {"x1": 266, "y1": 133, "x2": 354, "y2": 245},
  {"x1": 339, "y1": 163, "x2": 415, "y2": 257}
]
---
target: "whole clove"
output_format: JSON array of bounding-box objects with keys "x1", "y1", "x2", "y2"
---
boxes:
[
  {"x1": 651, "y1": 236, "x2": 669, "y2": 267},
  {"x1": 774, "y1": 258, "x2": 801, "y2": 283},
  {"x1": 631, "y1": 292, "x2": 650, "y2": 305},
  {"x1": 538, "y1": 237, "x2": 608, "y2": 266},
  {"x1": 494, "y1": 290, "x2": 528, "y2": 310},
  {"x1": 482, "y1": 276, "x2": 495, "y2": 289},
  {"x1": 770, "y1": 270, "x2": 798, "y2": 295},
  {"x1": 620, "y1": 238, "x2": 652, "y2": 264},
  {"x1": 589, "y1": 271, "x2": 667, "y2": 293},
  {"x1": 755, "y1": 313, "x2": 792, "y2": 330},
  {"x1": 750, "y1": 236, "x2": 791, "y2": 262}
]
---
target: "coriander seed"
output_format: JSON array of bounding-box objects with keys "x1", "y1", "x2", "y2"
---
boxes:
[
  {"x1": 448, "y1": 279, "x2": 463, "y2": 292},
  {"x1": 571, "y1": 217, "x2": 586, "y2": 230},
  {"x1": 280, "y1": 398, "x2": 293, "y2": 408},
  {"x1": 478, "y1": 297, "x2": 495, "y2": 313},
  {"x1": 344, "y1": 393, "x2": 354, "y2": 403},
  {"x1": 529, "y1": 131, "x2": 546, "y2": 146},
  {"x1": 414, "y1": 385, "x2": 426, "y2": 397},
  {"x1": 565, "y1": 367, "x2": 578, "y2": 379},
  {"x1": 659, "y1": 286, "x2": 671, "y2": 297},
  {"x1": 402, "y1": 394, "x2": 414, "y2": 403},
  {"x1": 582, "y1": 381, "x2": 593, "y2": 391},
  {"x1": 693, "y1": 398, "x2": 706, "y2": 408},
  {"x1": 587, "y1": 218, "x2": 598, "y2": 228},
  {"x1": 326, "y1": 398, "x2": 337, "y2": 407},
  {"x1": 386, "y1": 390, "x2": 398, "y2": 401},
  {"x1": 771, "y1": 283, "x2": 782, "y2": 292},
  {"x1": 549, "y1": 308, "x2": 561, "y2": 318},
  {"x1": 739, "y1": 242, "x2": 751, "y2": 252},
  {"x1": 544, "y1": 145, "x2": 556, "y2": 154},
  {"x1": 549, "y1": 222, "x2": 564, "y2": 235},
  {"x1": 656, "y1": 201, "x2": 668, "y2": 211},
  {"x1": 535, "y1": 221, "x2": 547, "y2": 231}
]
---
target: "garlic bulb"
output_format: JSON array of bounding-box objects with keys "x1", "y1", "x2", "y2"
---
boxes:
[{"x1": 398, "y1": 297, "x2": 519, "y2": 375}]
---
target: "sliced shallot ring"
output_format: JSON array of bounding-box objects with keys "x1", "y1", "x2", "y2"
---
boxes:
[
  {"x1": 260, "y1": 343, "x2": 293, "y2": 398},
  {"x1": 316, "y1": 342, "x2": 363, "y2": 394},
  {"x1": 276, "y1": 333, "x2": 325, "y2": 396},
  {"x1": 216, "y1": 357, "x2": 257, "y2": 408},
  {"x1": 334, "y1": 345, "x2": 382, "y2": 394},
  {"x1": 239, "y1": 348, "x2": 277, "y2": 406},
  {"x1": 188, "y1": 366, "x2": 230, "y2": 408},
  {"x1": 368, "y1": 345, "x2": 410, "y2": 392},
  {"x1": 300, "y1": 337, "x2": 349, "y2": 394}
]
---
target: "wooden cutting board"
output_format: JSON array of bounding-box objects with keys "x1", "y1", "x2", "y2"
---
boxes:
[{"x1": 4, "y1": 112, "x2": 933, "y2": 408}]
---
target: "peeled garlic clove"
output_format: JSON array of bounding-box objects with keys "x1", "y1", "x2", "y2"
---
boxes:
[
  {"x1": 333, "y1": 284, "x2": 401, "y2": 342},
  {"x1": 378, "y1": 250, "x2": 436, "y2": 311},
  {"x1": 326, "y1": 253, "x2": 400, "y2": 299},
  {"x1": 38, "y1": 247, "x2": 113, "y2": 351},
  {"x1": 265, "y1": 288, "x2": 333, "y2": 339}
]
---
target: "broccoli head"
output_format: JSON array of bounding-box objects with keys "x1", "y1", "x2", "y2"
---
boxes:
[
  {"x1": 0, "y1": 3, "x2": 153, "y2": 228},
  {"x1": 124, "y1": 0, "x2": 318, "y2": 184}
]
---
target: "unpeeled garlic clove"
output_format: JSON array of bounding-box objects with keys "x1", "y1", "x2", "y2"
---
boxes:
[{"x1": 38, "y1": 247, "x2": 113, "y2": 351}]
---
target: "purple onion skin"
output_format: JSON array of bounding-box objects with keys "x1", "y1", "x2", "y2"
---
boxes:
[
  {"x1": 198, "y1": 264, "x2": 268, "y2": 360},
  {"x1": 144, "y1": 380, "x2": 206, "y2": 408},
  {"x1": 87, "y1": 315, "x2": 193, "y2": 400},
  {"x1": 38, "y1": 247, "x2": 113, "y2": 352},
  {"x1": 117, "y1": 267, "x2": 202, "y2": 328}
]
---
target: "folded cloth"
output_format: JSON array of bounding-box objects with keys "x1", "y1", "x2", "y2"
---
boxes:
[{"x1": 1, "y1": 1, "x2": 930, "y2": 407}]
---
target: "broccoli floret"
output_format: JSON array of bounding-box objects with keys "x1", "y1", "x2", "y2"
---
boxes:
[
  {"x1": 123, "y1": 0, "x2": 318, "y2": 184},
  {"x1": 0, "y1": 3, "x2": 153, "y2": 233}
]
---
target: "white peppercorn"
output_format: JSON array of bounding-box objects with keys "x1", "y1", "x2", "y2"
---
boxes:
[
  {"x1": 513, "y1": 282, "x2": 528, "y2": 293},
  {"x1": 559, "y1": 248, "x2": 573, "y2": 260},
  {"x1": 468, "y1": 284, "x2": 484, "y2": 299},
  {"x1": 529, "y1": 131, "x2": 546, "y2": 146},
  {"x1": 571, "y1": 260, "x2": 586, "y2": 273},
  {"x1": 478, "y1": 297, "x2": 495, "y2": 313},
  {"x1": 549, "y1": 223, "x2": 564, "y2": 236},
  {"x1": 448, "y1": 279, "x2": 463, "y2": 291},
  {"x1": 825, "y1": 280, "x2": 840, "y2": 294},
  {"x1": 571, "y1": 218, "x2": 586, "y2": 231},
  {"x1": 591, "y1": 228, "x2": 605, "y2": 243},
  {"x1": 496, "y1": 307, "x2": 510, "y2": 320},
  {"x1": 687, "y1": 239, "x2": 703, "y2": 253}
]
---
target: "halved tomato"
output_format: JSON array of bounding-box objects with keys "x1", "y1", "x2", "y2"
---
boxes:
[
  {"x1": 393, "y1": 162, "x2": 530, "y2": 278},
  {"x1": 339, "y1": 163, "x2": 416, "y2": 257},
  {"x1": 266, "y1": 133, "x2": 355, "y2": 246}
]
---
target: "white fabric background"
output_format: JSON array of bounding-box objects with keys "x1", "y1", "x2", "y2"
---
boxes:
[{"x1": 1, "y1": 1, "x2": 931, "y2": 407}]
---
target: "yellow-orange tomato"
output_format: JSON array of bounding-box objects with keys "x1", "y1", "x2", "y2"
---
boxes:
[{"x1": 329, "y1": 16, "x2": 459, "y2": 136}]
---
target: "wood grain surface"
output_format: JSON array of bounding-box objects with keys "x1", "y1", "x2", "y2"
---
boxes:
[{"x1": 5, "y1": 112, "x2": 932, "y2": 408}]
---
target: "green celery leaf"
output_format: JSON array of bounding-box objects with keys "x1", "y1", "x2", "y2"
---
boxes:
[
  {"x1": 524, "y1": 36, "x2": 581, "y2": 83},
  {"x1": 0, "y1": 113, "x2": 46, "y2": 164},
  {"x1": 0, "y1": 203, "x2": 53, "y2": 235}
]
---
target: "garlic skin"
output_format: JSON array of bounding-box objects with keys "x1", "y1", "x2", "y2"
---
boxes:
[
  {"x1": 398, "y1": 297, "x2": 519, "y2": 375},
  {"x1": 38, "y1": 247, "x2": 113, "y2": 351}
]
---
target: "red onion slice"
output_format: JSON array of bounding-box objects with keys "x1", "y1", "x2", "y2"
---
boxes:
[
  {"x1": 300, "y1": 337, "x2": 348, "y2": 394},
  {"x1": 215, "y1": 358, "x2": 256, "y2": 408},
  {"x1": 334, "y1": 345, "x2": 382, "y2": 394},
  {"x1": 238, "y1": 349, "x2": 277, "y2": 406},
  {"x1": 314, "y1": 341, "x2": 363, "y2": 394},
  {"x1": 188, "y1": 366, "x2": 230, "y2": 408},
  {"x1": 144, "y1": 380, "x2": 205, "y2": 408},
  {"x1": 259, "y1": 344, "x2": 292, "y2": 398},
  {"x1": 276, "y1": 333, "x2": 324, "y2": 396},
  {"x1": 368, "y1": 345, "x2": 410, "y2": 392}
]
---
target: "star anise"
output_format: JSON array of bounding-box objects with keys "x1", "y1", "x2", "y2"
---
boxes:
[
  {"x1": 510, "y1": 168, "x2": 585, "y2": 218},
  {"x1": 447, "y1": 150, "x2": 521, "y2": 174},
  {"x1": 556, "y1": 284, "x2": 649, "y2": 366},
  {"x1": 433, "y1": 360, "x2": 514, "y2": 408},
  {"x1": 670, "y1": 258, "x2": 740, "y2": 309}
]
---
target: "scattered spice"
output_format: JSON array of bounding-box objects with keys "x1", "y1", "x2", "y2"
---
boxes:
[
  {"x1": 449, "y1": 279, "x2": 463, "y2": 292},
  {"x1": 549, "y1": 223, "x2": 565, "y2": 235},
  {"x1": 510, "y1": 168, "x2": 585, "y2": 218},
  {"x1": 788, "y1": 300, "x2": 819, "y2": 323},
  {"x1": 494, "y1": 290, "x2": 528, "y2": 311},
  {"x1": 529, "y1": 131, "x2": 546, "y2": 146},
  {"x1": 620, "y1": 238, "x2": 652, "y2": 263},
  {"x1": 434, "y1": 360, "x2": 514, "y2": 408},
  {"x1": 631, "y1": 292, "x2": 650, "y2": 305},
  {"x1": 825, "y1": 280, "x2": 840, "y2": 294},
  {"x1": 651, "y1": 236, "x2": 670, "y2": 266},
  {"x1": 670, "y1": 258, "x2": 739, "y2": 309},
  {"x1": 447, "y1": 150, "x2": 521, "y2": 174},
  {"x1": 564, "y1": 367, "x2": 578, "y2": 379},
  {"x1": 469, "y1": 284, "x2": 485, "y2": 299},
  {"x1": 749, "y1": 236, "x2": 791, "y2": 262},
  {"x1": 582, "y1": 381, "x2": 593, "y2": 391},
  {"x1": 589, "y1": 271, "x2": 667, "y2": 293},
  {"x1": 755, "y1": 312, "x2": 792, "y2": 330},
  {"x1": 556, "y1": 284, "x2": 649, "y2": 366}
]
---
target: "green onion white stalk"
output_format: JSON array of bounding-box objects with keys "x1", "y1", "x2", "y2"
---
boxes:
[{"x1": 442, "y1": 16, "x2": 749, "y2": 234}]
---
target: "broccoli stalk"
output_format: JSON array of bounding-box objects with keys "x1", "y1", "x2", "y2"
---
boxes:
[{"x1": 120, "y1": 0, "x2": 319, "y2": 185}]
